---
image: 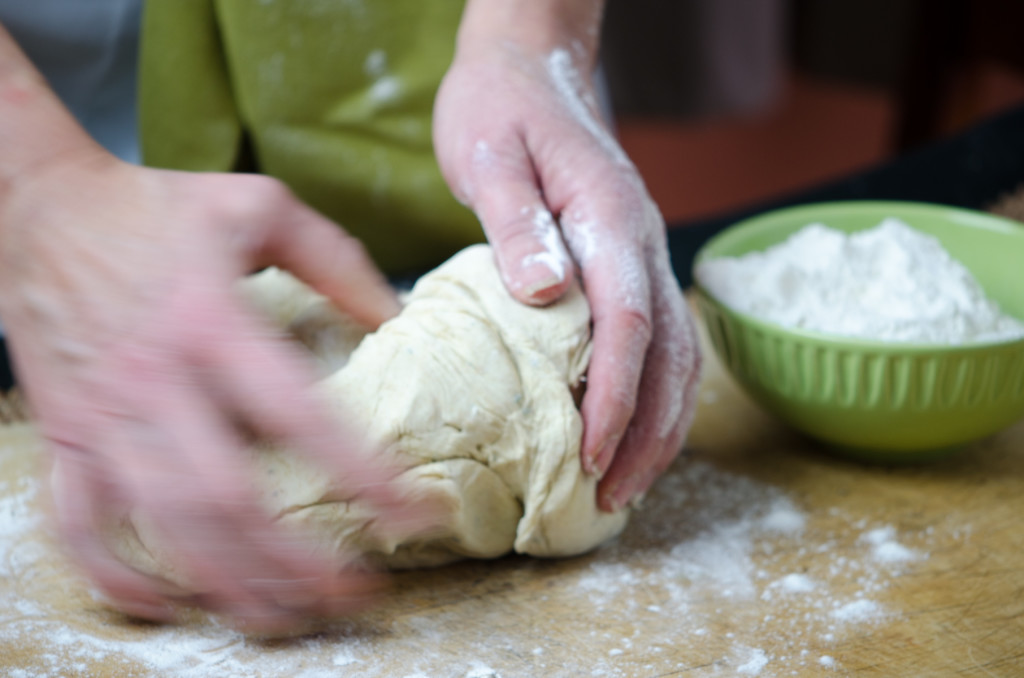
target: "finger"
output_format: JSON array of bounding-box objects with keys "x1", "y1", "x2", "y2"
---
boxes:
[
  {"x1": 200, "y1": 305, "x2": 439, "y2": 537},
  {"x1": 573, "y1": 236, "x2": 653, "y2": 479},
  {"x1": 48, "y1": 446, "x2": 181, "y2": 622},
  {"x1": 597, "y1": 256, "x2": 702, "y2": 510},
  {"x1": 470, "y1": 137, "x2": 574, "y2": 305},
  {"x1": 253, "y1": 186, "x2": 401, "y2": 328},
  {"x1": 595, "y1": 346, "x2": 679, "y2": 512}
]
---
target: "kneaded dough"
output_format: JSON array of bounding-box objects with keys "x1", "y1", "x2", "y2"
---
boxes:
[{"x1": 117, "y1": 245, "x2": 628, "y2": 578}]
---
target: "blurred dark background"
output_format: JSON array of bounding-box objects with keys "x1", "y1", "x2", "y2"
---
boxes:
[{"x1": 600, "y1": 0, "x2": 1024, "y2": 225}]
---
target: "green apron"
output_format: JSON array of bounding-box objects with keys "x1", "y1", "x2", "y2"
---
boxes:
[{"x1": 139, "y1": 0, "x2": 483, "y2": 274}]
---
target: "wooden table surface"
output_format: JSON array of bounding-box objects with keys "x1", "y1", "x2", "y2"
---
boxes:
[{"x1": 2, "y1": 320, "x2": 1023, "y2": 677}]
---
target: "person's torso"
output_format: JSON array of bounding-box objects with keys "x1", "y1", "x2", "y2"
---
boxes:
[{"x1": 141, "y1": 0, "x2": 481, "y2": 274}]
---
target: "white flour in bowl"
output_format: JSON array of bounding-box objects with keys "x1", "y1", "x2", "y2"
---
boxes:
[{"x1": 695, "y1": 218, "x2": 1024, "y2": 344}]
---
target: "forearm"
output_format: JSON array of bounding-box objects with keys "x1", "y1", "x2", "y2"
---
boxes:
[
  {"x1": 0, "y1": 23, "x2": 99, "y2": 203},
  {"x1": 456, "y1": 0, "x2": 605, "y2": 65}
]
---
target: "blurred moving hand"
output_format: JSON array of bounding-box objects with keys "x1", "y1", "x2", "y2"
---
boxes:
[
  {"x1": 0, "y1": 25, "x2": 423, "y2": 633},
  {"x1": 435, "y1": 0, "x2": 703, "y2": 512}
]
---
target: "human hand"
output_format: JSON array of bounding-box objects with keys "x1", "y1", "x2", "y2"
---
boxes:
[
  {"x1": 434, "y1": 13, "x2": 702, "y2": 512},
  {"x1": 0, "y1": 150, "x2": 421, "y2": 632}
]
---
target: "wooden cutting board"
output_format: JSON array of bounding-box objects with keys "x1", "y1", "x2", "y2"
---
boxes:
[{"x1": 2, "y1": 315, "x2": 1022, "y2": 678}]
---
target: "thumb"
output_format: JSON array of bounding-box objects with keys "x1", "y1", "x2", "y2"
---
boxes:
[{"x1": 470, "y1": 141, "x2": 574, "y2": 306}]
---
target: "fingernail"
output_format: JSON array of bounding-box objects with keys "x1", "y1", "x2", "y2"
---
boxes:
[
  {"x1": 523, "y1": 273, "x2": 564, "y2": 302},
  {"x1": 600, "y1": 485, "x2": 626, "y2": 512},
  {"x1": 610, "y1": 473, "x2": 644, "y2": 511},
  {"x1": 603, "y1": 495, "x2": 623, "y2": 513},
  {"x1": 509, "y1": 252, "x2": 568, "y2": 303},
  {"x1": 582, "y1": 447, "x2": 598, "y2": 476},
  {"x1": 587, "y1": 436, "x2": 620, "y2": 478}
]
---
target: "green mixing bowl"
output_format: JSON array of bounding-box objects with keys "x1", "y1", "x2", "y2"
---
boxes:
[{"x1": 692, "y1": 201, "x2": 1024, "y2": 461}]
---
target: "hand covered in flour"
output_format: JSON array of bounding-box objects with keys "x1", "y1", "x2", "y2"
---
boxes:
[
  {"x1": 0, "y1": 26, "x2": 425, "y2": 630},
  {"x1": 435, "y1": 0, "x2": 702, "y2": 511}
]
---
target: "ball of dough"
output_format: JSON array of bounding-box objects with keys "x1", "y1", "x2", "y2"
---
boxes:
[{"x1": 115, "y1": 245, "x2": 628, "y2": 581}]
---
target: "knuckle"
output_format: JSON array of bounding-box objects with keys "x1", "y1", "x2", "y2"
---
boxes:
[
  {"x1": 209, "y1": 176, "x2": 293, "y2": 223},
  {"x1": 238, "y1": 174, "x2": 293, "y2": 203},
  {"x1": 467, "y1": 130, "x2": 523, "y2": 173},
  {"x1": 485, "y1": 203, "x2": 541, "y2": 243},
  {"x1": 616, "y1": 305, "x2": 654, "y2": 345}
]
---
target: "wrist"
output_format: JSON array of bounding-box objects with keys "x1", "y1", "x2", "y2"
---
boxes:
[
  {"x1": 456, "y1": 0, "x2": 605, "y2": 66},
  {"x1": 0, "y1": 25, "x2": 104, "y2": 214}
]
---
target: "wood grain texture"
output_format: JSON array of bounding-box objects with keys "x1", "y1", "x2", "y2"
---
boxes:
[{"x1": 1, "y1": 318, "x2": 1023, "y2": 677}]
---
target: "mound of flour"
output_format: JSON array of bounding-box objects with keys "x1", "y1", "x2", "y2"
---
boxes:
[{"x1": 696, "y1": 218, "x2": 1024, "y2": 344}]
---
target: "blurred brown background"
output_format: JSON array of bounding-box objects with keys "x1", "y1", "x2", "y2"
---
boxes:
[{"x1": 600, "y1": 0, "x2": 1024, "y2": 224}]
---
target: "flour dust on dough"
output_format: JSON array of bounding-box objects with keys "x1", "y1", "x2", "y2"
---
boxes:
[{"x1": 115, "y1": 245, "x2": 628, "y2": 582}]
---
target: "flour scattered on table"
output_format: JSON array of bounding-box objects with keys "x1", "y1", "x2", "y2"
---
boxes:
[
  {"x1": 465, "y1": 662, "x2": 499, "y2": 678},
  {"x1": 772, "y1": 573, "x2": 816, "y2": 594},
  {"x1": 735, "y1": 647, "x2": 770, "y2": 675},
  {"x1": 1, "y1": 457, "x2": 938, "y2": 678},
  {"x1": 830, "y1": 599, "x2": 885, "y2": 624},
  {"x1": 862, "y1": 525, "x2": 922, "y2": 564},
  {"x1": 566, "y1": 461, "x2": 934, "y2": 677},
  {"x1": 759, "y1": 503, "x2": 807, "y2": 533},
  {"x1": 332, "y1": 649, "x2": 358, "y2": 667}
]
